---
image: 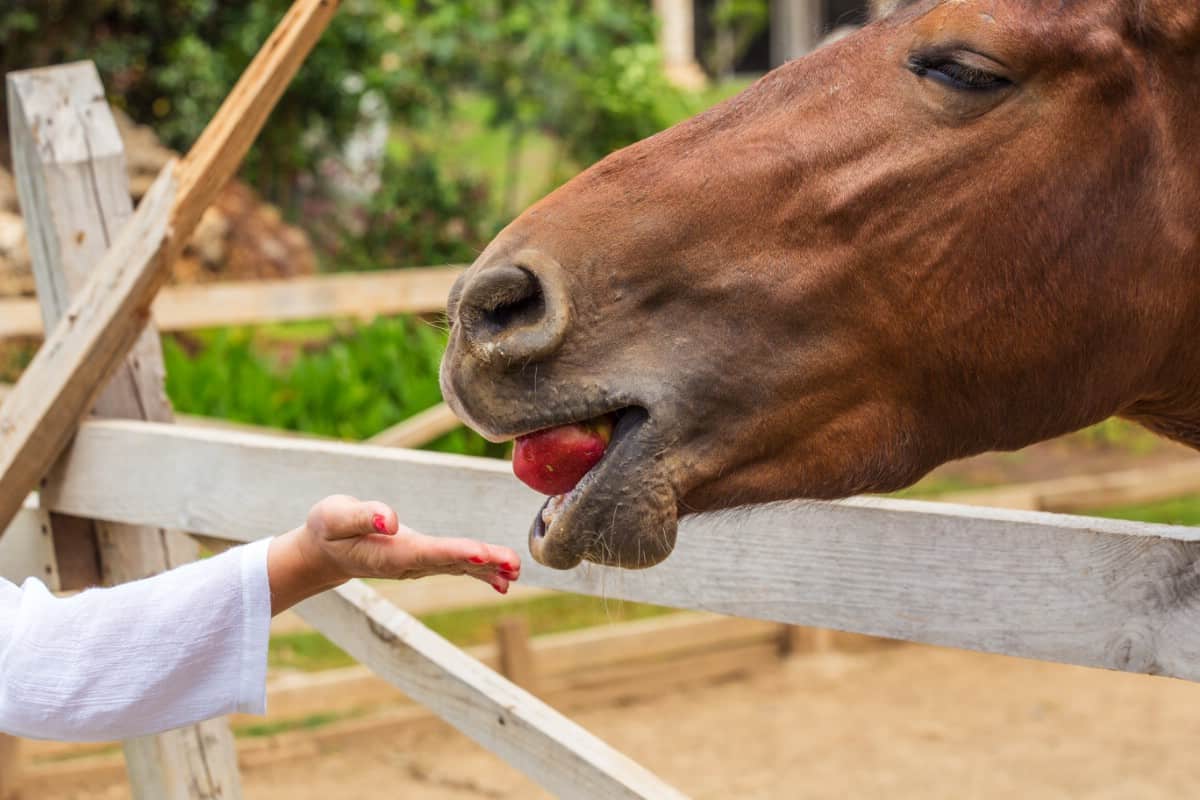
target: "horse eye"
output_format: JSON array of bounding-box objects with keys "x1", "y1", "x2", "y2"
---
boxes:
[{"x1": 908, "y1": 55, "x2": 1011, "y2": 92}]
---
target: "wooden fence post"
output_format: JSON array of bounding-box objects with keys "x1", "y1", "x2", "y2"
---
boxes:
[
  {"x1": 770, "y1": 0, "x2": 823, "y2": 65},
  {"x1": 0, "y1": 733, "x2": 19, "y2": 800},
  {"x1": 7, "y1": 62, "x2": 242, "y2": 800},
  {"x1": 495, "y1": 616, "x2": 538, "y2": 691}
]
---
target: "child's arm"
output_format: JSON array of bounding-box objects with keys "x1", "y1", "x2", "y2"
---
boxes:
[{"x1": 0, "y1": 496, "x2": 519, "y2": 742}]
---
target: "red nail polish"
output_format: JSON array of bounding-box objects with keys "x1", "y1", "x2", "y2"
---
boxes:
[
  {"x1": 371, "y1": 514, "x2": 387, "y2": 534},
  {"x1": 468, "y1": 556, "x2": 486, "y2": 564},
  {"x1": 501, "y1": 562, "x2": 514, "y2": 571}
]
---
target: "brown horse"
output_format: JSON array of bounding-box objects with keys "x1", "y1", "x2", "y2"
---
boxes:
[{"x1": 440, "y1": 0, "x2": 1200, "y2": 569}]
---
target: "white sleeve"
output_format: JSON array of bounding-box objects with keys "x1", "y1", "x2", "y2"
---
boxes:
[{"x1": 0, "y1": 537, "x2": 273, "y2": 742}]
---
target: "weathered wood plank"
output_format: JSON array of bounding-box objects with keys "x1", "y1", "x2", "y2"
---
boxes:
[
  {"x1": 0, "y1": 0, "x2": 340, "y2": 535},
  {"x1": 0, "y1": 733, "x2": 19, "y2": 800},
  {"x1": 8, "y1": 61, "x2": 241, "y2": 800},
  {"x1": 369, "y1": 402, "x2": 461, "y2": 448},
  {"x1": 0, "y1": 157, "x2": 176, "y2": 534},
  {"x1": 0, "y1": 266, "x2": 464, "y2": 339},
  {"x1": 295, "y1": 581, "x2": 687, "y2": 799},
  {"x1": 42, "y1": 420, "x2": 1200, "y2": 682},
  {"x1": 0, "y1": 505, "x2": 57, "y2": 588}
]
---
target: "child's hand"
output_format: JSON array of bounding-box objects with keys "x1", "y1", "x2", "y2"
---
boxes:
[{"x1": 267, "y1": 495, "x2": 521, "y2": 615}]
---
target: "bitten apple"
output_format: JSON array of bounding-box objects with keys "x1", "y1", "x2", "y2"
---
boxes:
[{"x1": 513, "y1": 416, "x2": 614, "y2": 495}]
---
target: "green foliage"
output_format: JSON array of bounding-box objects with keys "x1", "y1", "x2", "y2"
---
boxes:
[
  {"x1": 1, "y1": 2, "x2": 681, "y2": 210},
  {"x1": 162, "y1": 316, "x2": 507, "y2": 458},
  {"x1": 462, "y1": 1, "x2": 685, "y2": 168},
  {"x1": 1089, "y1": 495, "x2": 1200, "y2": 527},
  {"x1": 326, "y1": 146, "x2": 494, "y2": 270},
  {"x1": 2, "y1": 3, "x2": 427, "y2": 192}
]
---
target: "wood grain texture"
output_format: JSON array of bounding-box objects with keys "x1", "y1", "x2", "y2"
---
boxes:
[
  {"x1": 7, "y1": 62, "x2": 240, "y2": 800},
  {"x1": 0, "y1": 161, "x2": 176, "y2": 534},
  {"x1": 0, "y1": 267, "x2": 464, "y2": 338},
  {"x1": 43, "y1": 420, "x2": 1200, "y2": 683},
  {"x1": 0, "y1": 506, "x2": 57, "y2": 588},
  {"x1": 295, "y1": 580, "x2": 687, "y2": 800}
]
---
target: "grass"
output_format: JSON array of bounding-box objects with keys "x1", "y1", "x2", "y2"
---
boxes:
[
  {"x1": 233, "y1": 712, "x2": 355, "y2": 739},
  {"x1": 268, "y1": 592, "x2": 677, "y2": 673},
  {"x1": 1087, "y1": 494, "x2": 1200, "y2": 527}
]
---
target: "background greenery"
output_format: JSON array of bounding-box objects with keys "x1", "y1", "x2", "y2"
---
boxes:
[{"x1": 0, "y1": 1, "x2": 754, "y2": 454}]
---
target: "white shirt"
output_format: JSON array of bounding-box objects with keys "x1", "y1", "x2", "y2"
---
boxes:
[{"x1": 0, "y1": 537, "x2": 273, "y2": 742}]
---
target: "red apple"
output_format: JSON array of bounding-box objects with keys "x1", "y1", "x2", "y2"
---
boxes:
[{"x1": 513, "y1": 417, "x2": 614, "y2": 495}]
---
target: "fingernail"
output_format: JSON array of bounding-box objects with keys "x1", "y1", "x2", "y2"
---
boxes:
[
  {"x1": 468, "y1": 556, "x2": 486, "y2": 564},
  {"x1": 371, "y1": 514, "x2": 387, "y2": 534},
  {"x1": 501, "y1": 562, "x2": 514, "y2": 571}
]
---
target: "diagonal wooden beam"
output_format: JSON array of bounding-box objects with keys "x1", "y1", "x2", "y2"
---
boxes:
[
  {"x1": 0, "y1": 0, "x2": 340, "y2": 533},
  {"x1": 297, "y1": 581, "x2": 687, "y2": 799}
]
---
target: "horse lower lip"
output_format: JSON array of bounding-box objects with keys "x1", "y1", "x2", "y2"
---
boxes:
[{"x1": 527, "y1": 406, "x2": 651, "y2": 562}]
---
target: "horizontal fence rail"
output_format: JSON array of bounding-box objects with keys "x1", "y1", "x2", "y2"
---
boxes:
[
  {"x1": 0, "y1": 266, "x2": 465, "y2": 338},
  {"x1": 38, "y1": 419, "x2": 1200, "y2": 683}
]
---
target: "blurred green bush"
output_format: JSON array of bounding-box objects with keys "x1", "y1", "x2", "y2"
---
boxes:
[
  {"x1": 1, "y1": 1, "x2": 685, "y2": 219},
  {"x1": 162, "y1": 317, "x2": 509, "y2": 458}
]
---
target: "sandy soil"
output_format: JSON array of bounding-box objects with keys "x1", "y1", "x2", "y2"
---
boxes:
[{"x1": 45, "y1": 642, "x2": 1200, "y2": 800}]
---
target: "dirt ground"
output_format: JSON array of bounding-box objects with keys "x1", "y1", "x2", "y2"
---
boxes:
[{"x1": 45, "y1": 642, "x2": 1200, "y2": 800}]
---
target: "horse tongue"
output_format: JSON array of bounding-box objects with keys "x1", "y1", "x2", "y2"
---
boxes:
[{"x1": 513, "y1": 417, "x2": 614, "y2": 496}]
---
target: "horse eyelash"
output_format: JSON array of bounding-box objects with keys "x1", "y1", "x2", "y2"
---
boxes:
[{"x1": 908, "y1": 55, "x2": 1011, "y2": 92}]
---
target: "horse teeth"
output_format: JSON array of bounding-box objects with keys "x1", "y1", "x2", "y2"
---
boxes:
[{"x1": 541, "y1": 494, "x2": 567, "y2": 526}]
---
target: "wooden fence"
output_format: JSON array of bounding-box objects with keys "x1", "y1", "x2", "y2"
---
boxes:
[
  {"x1": 0, "y1": 266, "x2": 465, "y2": 339},
  {"x1": 3, "y1": 3, "x2": 1200, "y2": 798}
]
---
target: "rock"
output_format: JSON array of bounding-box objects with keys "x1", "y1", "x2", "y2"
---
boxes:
[{"x1": 0, "y1": 211, "x2": 31, "y2": 296}]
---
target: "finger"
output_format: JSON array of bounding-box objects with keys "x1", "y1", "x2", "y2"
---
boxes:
[
  {"x1": 489, "y1": 575, "x2": 510, "y2": 595},
  {"x1": 481, "y1": 543, "x2": 521, "y2": 577},
  {"x1": 389, "y1": 534, "x2": 520, "y2": 577},
  {"x1": 312, "y1": 496, "x2": 398, "y2": 540}
]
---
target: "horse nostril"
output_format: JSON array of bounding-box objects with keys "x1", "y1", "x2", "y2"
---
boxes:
[
  {"x1": 481, "y1": 274, "x2": 544, "y2": 336},
  {"x1": 457, "y1": 260, "x2": 569, "y2": 366}
]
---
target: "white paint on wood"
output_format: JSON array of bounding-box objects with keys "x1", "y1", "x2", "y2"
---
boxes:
[
  {"x1": 7, "y1": 61, "x2": 239, "y2": 800},
  {"x1": 0, "y1": 506, "x2": 57, "y2": 589},
  {"x1": 0, "y1": 159, "x2": 176, "y2": 532},
  {"x1": 42, "y1": 420, "x2": 1200, "y2": 683},
  {"x1": 295, "y1": 581, "x2": 687, "y2": 799}
]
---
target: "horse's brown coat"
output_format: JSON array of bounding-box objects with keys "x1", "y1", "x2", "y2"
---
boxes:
[{"x1": 441, "y1": 0, "x2": 1200, "y2": 568}]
